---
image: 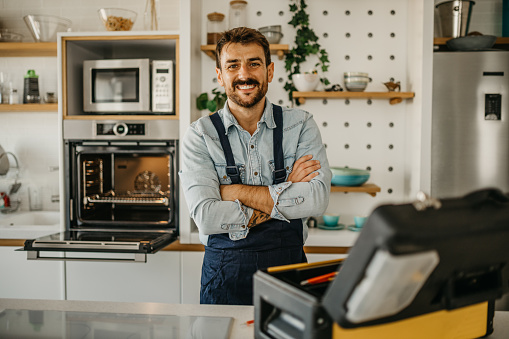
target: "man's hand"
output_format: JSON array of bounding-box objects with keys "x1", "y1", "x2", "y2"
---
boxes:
[{"x1": 287, "y1": 154, "x2": 321, "y2": 183}]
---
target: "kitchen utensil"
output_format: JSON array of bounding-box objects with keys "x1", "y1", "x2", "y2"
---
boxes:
[
  {"x1": 344, "y1": 72, "x2": 369, "y2": 92},
  {"x1": 24, "y1": 14, "x2": 71, "y2": 42},
  {"x1": 435, "y1": 0, "x2": 475, "y2": 38},
  {"x1": 292, "y1": 73, "x2": 319, "y2": 92},
  {"x1": 260, "y1": 31, "x2": 283, "y2": 44},
  {"x1": 322, "y1": 214, "x2": 340, "y2": 226},
  {"x1": 383, "y1": 81, "x2": 401, "y2": 92},
  {"x1": 331, "y1": 167, "x2": 370, "y2": 186},
  {"x1": 98, "y1": 8, "x2": 137, "y2": 31},
  {"x1": 446, "y1": 35, "x2": 497, "y2": 50},
  {"x1": 354, "y1": 216, "x2": 367, "y2": 228},
  {"x1": 8, "y1": 182, "x2": 21, "y2": 195},
  {"x1": 0, "y1": 29, "x2": 23, "y2": 42},
  {"x1": 0, "y1": 145, "x2": 9, "y2": 175},
  {"x1": 259, "y1": 25, "x2": 282, "y2": 33},
  {"x1": 318, "y1": 224, "x2": 345, "y2": 231}
]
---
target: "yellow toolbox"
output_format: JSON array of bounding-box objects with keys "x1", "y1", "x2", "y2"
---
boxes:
[{"x1": 254, "y1": 189, "x2": 509, "y2": 338}]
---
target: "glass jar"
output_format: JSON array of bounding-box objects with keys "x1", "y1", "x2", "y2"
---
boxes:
[
  {"x1": 8, "y1": 88, "x2": 18, "y2": 104},
  {"x1": 207, "y1": 12, "x2": 225, "y2": 45},
  {"x1": 229, "y1": 0, "x2": 247, "y2": 29}
]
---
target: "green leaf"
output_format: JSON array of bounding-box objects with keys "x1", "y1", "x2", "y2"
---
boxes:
[
  {"x1": 206, "y1": 100, "x2": 217, "y2": 113},
  {"x1": 196, "y1": 93, "x2": 209, "y2": 110}
]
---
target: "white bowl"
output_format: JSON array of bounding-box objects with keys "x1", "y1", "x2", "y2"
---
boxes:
[
  {"x1": 345, "y1": 82, "x2": 368, "y2": 92},
  {"x1": 292, "y1": 73, "x2": 320, "y2": 92}
]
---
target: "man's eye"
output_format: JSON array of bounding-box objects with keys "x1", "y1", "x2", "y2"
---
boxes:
[
  {"x1": 227, "y1": 64, "x2": 238, "y2": 70},
  {"x1": 250, "y1": 62, "x2": 261, "y2": 67}
]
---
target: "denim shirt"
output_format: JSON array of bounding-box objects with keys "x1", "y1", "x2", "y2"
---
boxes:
[{"x1": 179, "y1": 99, "x2": 332, "y2": 246}]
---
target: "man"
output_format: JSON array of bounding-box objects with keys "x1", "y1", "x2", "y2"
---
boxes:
[{"x1": 179, "y1": 27, "x2": 331, "y2": 305}]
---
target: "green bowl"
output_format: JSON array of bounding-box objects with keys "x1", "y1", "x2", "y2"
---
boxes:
[{"x1": 331, "y1": 167, "x2": 370, "y2": 186}]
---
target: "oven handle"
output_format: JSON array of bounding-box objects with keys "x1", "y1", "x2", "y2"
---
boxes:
[{"x1": 24, "y1": 250, "x2": 147, "y2": 263}]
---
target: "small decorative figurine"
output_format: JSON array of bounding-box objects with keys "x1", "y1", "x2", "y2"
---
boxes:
[{"x1": 383, "y1": 81, "x2": 401, "y2": 92}]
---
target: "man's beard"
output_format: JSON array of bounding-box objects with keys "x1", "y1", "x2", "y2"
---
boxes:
[{"x1": 226, "y1": 78, "x2": 268, "y2": 108}]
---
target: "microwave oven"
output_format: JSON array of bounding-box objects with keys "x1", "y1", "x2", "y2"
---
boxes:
[{"x1": 83, "y1": 58, "x2": 174, "y2": 114}]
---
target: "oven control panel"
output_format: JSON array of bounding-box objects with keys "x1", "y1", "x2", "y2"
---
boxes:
[{"x1": 96, "y1": 123, "x2": 146, "y2": 136}]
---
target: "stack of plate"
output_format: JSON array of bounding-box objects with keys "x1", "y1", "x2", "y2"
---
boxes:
[{"x1": 344, "y1": 72, "x2": 369, "y2": 92}]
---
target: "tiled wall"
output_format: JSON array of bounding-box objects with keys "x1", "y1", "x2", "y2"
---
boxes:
[{"x1": 0, "y1": 0, "x2": 180, "y2": 211}]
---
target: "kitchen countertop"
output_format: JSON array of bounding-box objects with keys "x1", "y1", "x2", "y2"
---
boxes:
[
  {"x1": 0, "y1": 224, "x2": 358, "y2": 250},
  {"x1": 0, "y1": 298, "x2": 254, "y2": 338},
  {"x1": 0, "y1": 298, "x2": 508, "y2": 339}
]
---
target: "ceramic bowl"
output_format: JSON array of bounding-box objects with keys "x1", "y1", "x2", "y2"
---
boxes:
[
  {"x1": 446, "y1": 35, "x2": 497, "y2": 51},
  {"x1": 331, "y1": 167, "x2": 370, "y2": 186},
  {"x1": 98, "y1": 8, "x2": 137, "y2": 31},
  {"x1": 322, "y1": 214, "x2": 340, "y2": 227},
  {"x1": 354, "y1": 216, "x2": 367, "y2": 228},
  {"x1": 344, "y1": 72, "x2": 369, "y2": 92},
  {"x1": 292, "y1": 73, "x2": 320, "y2": 92}
]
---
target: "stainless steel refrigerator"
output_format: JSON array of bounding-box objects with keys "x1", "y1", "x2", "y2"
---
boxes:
[{"x1": 431, "y1": 51, "x2": 509, "y2": 198}]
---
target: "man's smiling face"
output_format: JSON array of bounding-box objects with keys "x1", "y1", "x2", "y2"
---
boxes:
[{"x1": 216, "y1": 42, "x2": 274, "y2": 109}]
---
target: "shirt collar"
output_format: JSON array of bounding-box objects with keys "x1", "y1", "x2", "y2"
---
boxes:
[{"x1": 220, "y1": 98, "x2": 276, "y2": 133}]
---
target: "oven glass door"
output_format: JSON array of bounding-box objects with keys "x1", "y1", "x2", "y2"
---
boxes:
[{"x1": 23, "y1": 230, "x2": 177, "y2": 262}]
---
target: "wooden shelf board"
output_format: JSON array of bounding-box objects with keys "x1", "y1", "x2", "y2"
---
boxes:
[
  {"x1": 0, "y1": 42, "x2": 57, "y2": 57},
  {"x1": 433, "y1": 37, "x2": 509, "y2": 45},
  {"x1": 331, "y1": 183, "x2": 381, "y2": 197},
  {"x1": 63, "y1": 114, "x2": 179, "y2": 120},
  {"x1": 201, "y1": 44, "x2": 289, "y2": 60},
  {"x1": 293, "y1": 91, "x2": 414, "y2": 105},
  {"x1": 0, "y1": 103, "x2": 58, "y2": 112}
]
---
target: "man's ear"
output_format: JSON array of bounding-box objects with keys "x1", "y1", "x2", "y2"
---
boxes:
[
  {"x1": 216, "y1": 68, "x2": 224, "y2": 87},
  {"x1": 267, "y1": 62, "x2": 274, "y2": 83}
]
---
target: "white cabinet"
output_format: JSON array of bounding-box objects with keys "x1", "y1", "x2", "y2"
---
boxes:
[
  {"x1": 181, "y1": 251, "x2": 204, "y2": 304},
  {"x1": 65, "y1": 251, "x2": 181, "y2": 303},
  {"x1": 0, "y1": 246, "x2": 64, "y2": 300}
]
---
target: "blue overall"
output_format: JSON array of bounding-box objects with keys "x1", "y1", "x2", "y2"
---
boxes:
[{"x1": 200, "y1": 104, "x2": 307, "y2": 305}]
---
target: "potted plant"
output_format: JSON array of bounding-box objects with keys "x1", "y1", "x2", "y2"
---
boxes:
[
  {"x1": 196, "y1": 87, "x2": 227, "y2": 113},
  {"x1": 284, "y1": 0, "x2": 330, "y2": 103}
]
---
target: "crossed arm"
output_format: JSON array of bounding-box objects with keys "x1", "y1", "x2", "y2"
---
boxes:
[{"x1": 220, "y1": 154, "x2": 321, "y2": 228}]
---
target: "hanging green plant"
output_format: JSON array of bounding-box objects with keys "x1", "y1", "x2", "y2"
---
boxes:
[
  {"x1": 196, "y1": 87, "x2": 227, "y2": 112},
  {"x1": 284, "y1": 0, "x2": 330, "y2": 104}
]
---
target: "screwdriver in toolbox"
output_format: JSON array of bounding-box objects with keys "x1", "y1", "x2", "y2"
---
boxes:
[{"x1": 300, "y1": 271, "x2": 338, "y2": 286}]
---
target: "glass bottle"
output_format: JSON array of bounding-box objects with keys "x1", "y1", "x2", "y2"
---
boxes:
[
  {"x1": 144, "y1": 0, "x2": 160, "y2": 30},
  {"x1": 229, "y1": 0, "x2": 247, "y2": 29},
  {"x1": 207, "y1": 12, "x2": 225, "y2": 45}
]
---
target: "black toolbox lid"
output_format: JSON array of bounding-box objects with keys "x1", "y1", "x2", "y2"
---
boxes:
[{"x1": 322, "y1": 188, "x2": 509, "y2": 328}]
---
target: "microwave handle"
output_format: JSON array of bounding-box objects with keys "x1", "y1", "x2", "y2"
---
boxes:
[{"x1": 23, "y1": 250, "x2": 147, "y2": 263}]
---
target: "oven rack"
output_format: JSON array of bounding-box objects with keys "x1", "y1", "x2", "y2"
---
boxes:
[{"x1": 85, "y1": 193, "x2": 169, "y2": 206}]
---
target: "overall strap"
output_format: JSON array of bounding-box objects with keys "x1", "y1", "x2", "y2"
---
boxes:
[
  {"x1": 272, "y1": 104, "x2": 286, "y2": 185},
  {"x1": 210, "y1": 112, "x2": 242, "y2": 184}
]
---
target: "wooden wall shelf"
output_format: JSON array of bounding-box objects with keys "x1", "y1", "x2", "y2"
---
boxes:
[
  {"x1": 331, "y1": 183, "x2": 381, "y2": 197},
  {"x1": 293, "y1": 91, "x2": 415, "y2": 105},
  {"x1": 201, "y1": 44, "x2": 289, "y2": 60},
  {"x1": 0, "y1": 103, "x2": 58, "y2": 112},
  {"x1": 433, "y1": 37, "x2": 509, "y2": 45},
  {"x1": 0, "y1": 42, "x2": 57, "y2": 57}
]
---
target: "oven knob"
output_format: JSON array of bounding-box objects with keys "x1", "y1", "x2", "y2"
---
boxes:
[{"x1": 113, "y1": 123, "x2": 128, "y2": 136}]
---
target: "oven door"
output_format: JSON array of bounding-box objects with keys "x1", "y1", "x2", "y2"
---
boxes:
[{"x1": 22, "y1": 230, "x2": 177, "y2": 262}]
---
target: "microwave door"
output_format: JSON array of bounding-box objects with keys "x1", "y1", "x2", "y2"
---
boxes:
[{"x1": 21, "y1": 230, "x2": 177, "y2": 262}]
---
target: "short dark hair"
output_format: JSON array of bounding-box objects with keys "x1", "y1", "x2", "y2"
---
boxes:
[{"x1": 215, "y1": 27, "x2": 271, "y2": 69}]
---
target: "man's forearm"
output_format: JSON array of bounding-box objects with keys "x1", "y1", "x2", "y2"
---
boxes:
[{"x1": 220, "y1": 184, "x2": 273, "y2": 214}]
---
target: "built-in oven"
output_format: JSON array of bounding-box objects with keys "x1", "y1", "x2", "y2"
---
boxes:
[{"x1": 23, "y1": 120, "x2": 179, "y2": 262}]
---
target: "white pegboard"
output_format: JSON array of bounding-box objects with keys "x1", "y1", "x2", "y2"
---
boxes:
[{"x1": 196, "y1": 0, "x2": 412, "y2": 223}]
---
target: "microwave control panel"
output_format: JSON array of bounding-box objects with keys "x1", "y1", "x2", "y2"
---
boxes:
[
  {"x1": 96, "y1": 123, "x2": 145, "y2": 136},
  {"x1": 152, "y1": 60, "x2": 174, "y2": 113}
]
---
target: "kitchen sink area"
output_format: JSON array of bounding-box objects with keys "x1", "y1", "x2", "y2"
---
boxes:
[{"x1": 0, "y1": 211, "x2": 61, "y2": 239}]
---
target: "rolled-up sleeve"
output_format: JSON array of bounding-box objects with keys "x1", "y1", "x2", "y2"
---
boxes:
[
  {"x1": 268, "y1": 114, "x2": 331, "y2": 221},
  {"x1": 179, "y1": 124, "x2": 254, "y2": 238}
]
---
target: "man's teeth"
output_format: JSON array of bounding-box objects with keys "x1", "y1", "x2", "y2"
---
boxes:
[{"x1": 238, "y1": 84, "x2": 255, "y2": 89}]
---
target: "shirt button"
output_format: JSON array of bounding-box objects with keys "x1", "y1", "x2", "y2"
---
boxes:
[
  {"x1": 254, "y1": 172, "x2": 258, "y2": 176},
  {"x1": 250, "y1": 145, "x2": 254, "y2": 149},
  {"x1": 223, "y1": 175, "x2": 227, "y2": 179},
  {"x1": 286, "y1": 166, "x2": 289, "y2": 170}
]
